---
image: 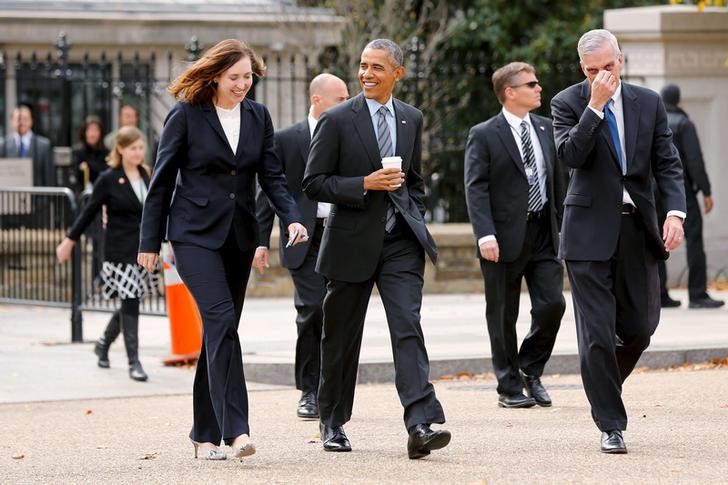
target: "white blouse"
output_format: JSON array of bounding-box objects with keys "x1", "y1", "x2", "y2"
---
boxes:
[{"x1": 215, "y1": 103, "x2": 241, "y2": 154}]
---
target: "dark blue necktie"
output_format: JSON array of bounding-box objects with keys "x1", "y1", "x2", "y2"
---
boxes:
[
  {"x1": 604, "y1": 99, "x2": 625, "y2": 174},
  {"x1": 18, "y1": 139, "x2": 28, "y2": 157}
]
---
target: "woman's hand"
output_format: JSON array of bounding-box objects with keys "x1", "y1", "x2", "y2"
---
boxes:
[
  {"x1": 286, "y1": 222, "x2": 308, "y2": 247},
  {"x1": 138, "y1": 252, "x2": 159, "y2": 272},
  {"x1": 55, "y1": 237, "x2": 75, "y2": 264}
]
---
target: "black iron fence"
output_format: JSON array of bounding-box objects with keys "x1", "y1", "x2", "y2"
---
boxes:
[{"x1": 0, "y1": 187, "x2": 166, "y2": 342}]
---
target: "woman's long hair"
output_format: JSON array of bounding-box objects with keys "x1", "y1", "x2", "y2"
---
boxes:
[
  {"x1": 78, "y1": 115, "x2": 105, "y2": 151},
  {"x1": 168, "y1": 39, "x2": 265, "y2": 106},
  {"x1": 107, "y1": 126, "x2": 147, "y2": 172}
]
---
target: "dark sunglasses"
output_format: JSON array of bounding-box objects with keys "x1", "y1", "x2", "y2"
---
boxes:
[{"x1": 510, "y1": 80, "x2": 540, "y2": 89}]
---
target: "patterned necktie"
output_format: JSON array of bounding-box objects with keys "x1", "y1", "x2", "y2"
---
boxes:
[
  {"x1": 18, "y1": 139, "x2": 27, "y2": 157},
  {"x1": 520, "y1": 121, "x2": 543, "y2": 212},
  {"x1": 377, "y1": 106, "x2": 397, "y2": 232},
  {"x1": 605, "y1": 99, "x2": 626, "y2": 175}
]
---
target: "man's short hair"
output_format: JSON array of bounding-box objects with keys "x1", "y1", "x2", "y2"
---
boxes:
[
  {"x1": 491, "y1": 62, "x2": 535, "y2": 104},
  {"x1": 577, "y1": 29, "x2": 620, "y2": 61},
  {"x1": 364, "y1": 39, "x2": 403, "y2": 68}
]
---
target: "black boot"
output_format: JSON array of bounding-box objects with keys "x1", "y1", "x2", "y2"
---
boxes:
[
  {"x1": 120, "y1": 310, "x2": 148, "y2": 382},
  {"x1": 94, "y1": 310, "x2": 121, "y2": 368}
]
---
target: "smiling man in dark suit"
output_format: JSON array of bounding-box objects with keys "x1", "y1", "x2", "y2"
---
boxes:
[
  {"x1": 465, "y1": 62, "x2": 566, "y2": 410},
  {"x1": 1, "y1": 104, "x2": 54, "y2": 187},
  {"x1": 551, "y1": 29, "x2": 686, "y2": 454},
  {"x1": 302, "y1": 39, "x2": 450, "y2": 459},
  {"x1": 254, "y1": 73, "x2": 349, "y2": 420}
]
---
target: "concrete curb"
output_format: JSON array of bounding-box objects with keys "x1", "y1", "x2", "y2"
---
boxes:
[{"x1": 243, "y1": 346, "x2": 728, "y2": 386}]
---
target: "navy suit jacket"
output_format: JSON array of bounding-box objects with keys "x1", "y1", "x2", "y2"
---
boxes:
[
  {"x1": 256, "y1": 119, "x2": 317, "y2": 269},
  {"x1": 302, "y1": 93, "x2": 437, "y2": 283},
  {"x1": 551, "y1": 80, "x2": 685, "y2": 261},
  {"x1": 139, "y1": 99, "x2": 302, "y2": 254}
]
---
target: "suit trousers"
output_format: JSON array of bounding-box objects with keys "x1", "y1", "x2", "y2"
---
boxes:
[
  {"x1": 172, "y1": 231, "x2": 254, "y2": 445},
  {"x1": 318, "y1": 218, "x2": 446, "y2": 431},
  {"x1": 480, "y1": 215, "x2": 565, "y2": 395},
  {"x1": 658, "y1": 190, "x2": 708, "y2": 301},
  {"x1": 566, "y1": 213, "x2": 660, "y2": 432},
  {"x1": 289, "y1": 220, "x2": 326, "y2": 393}
]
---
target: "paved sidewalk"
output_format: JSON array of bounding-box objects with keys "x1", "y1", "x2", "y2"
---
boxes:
[{"x1": 0, "y1": 289, "x2": 726, "y2": 403}]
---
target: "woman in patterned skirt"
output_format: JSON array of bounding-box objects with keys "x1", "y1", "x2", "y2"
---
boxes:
[{"x1": 56, "y1": 126, "x2": 154, "y2": 381}]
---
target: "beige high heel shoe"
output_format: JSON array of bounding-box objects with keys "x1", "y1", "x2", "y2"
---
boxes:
[
  {"x1": 191, "y1": 439, "x2": 227, "y2": 460},
  {"x1": 230, "y1": 435, "x2": 256, "y2": 458}
]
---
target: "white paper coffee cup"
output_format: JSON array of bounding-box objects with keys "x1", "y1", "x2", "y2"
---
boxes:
[{"x1": 381, "y1": 156, "x2": 402, "y2": 171}]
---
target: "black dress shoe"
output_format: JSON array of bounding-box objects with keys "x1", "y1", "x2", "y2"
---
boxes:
[
  {"x1": 320, "y1": 423, "x2": 351, "y2": 452},
  {"x1": 688, "y1": 296, "x2": 725, "y2": 309},
  {"x1": 297, "y1": 391, "x2": 319, "y2": 419},
  {"x1": 407, "y1": 424, "x2": 451, "y2": 460},
  {"x1": 522, "y1": 374, "x2": 552, "y2": 407},
  {"x1": 661, "y1": 294, "x2": 682, "y2": 308},
  {"x1": 600, "y1": 430, "x2": 627, "y2": 454},
  {"x1": 497, "y1": 393, "x2": 536, "y2": 408}
]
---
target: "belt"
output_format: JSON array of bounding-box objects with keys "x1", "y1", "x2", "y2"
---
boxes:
[
  {"x1": 621, "y1": 204, "x2": 637, "y2": 215},
  {"x1": 527, "y1": 208, "x2": 546, "y2": 221}
]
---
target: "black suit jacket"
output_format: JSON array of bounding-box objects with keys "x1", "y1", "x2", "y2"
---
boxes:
[
  {"x1": 464, "y1": 112, "x2": 565, "y2": 262},
  {"x1": 302, "y1": 94, "x2": 437, "y2": 283},
  {"x1": 551, "y1": 80, "x2": 685, "y2": 261},
  {"x1": 256, "y1": 119, "x2": 317, "y2": 269},
  {"x1": 1, "y1": 133, "x2": 54, "y2": 187},
  {"x1": 139, "y1": 99, "x2": 302, "y2": 254},
  {"x1": 67, "y1": 166, "x2": 149, "y2": 264}
]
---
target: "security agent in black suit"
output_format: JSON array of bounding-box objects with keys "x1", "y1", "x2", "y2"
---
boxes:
[
  {"x1": 303, "y1": 39, "x2": 450, "y2": 460},
  {"x1": 551, "y1": 29, "x2": 686, "y2": 454},
  {"x1": 464, "y1": 62, "x2": 566, "y2": 409},
  {"x1": 0, "y1": 105, "x2": 54, "y2": 187},
  {"x1": 253, "y1": 73, "x2": 349, "y2": 419},
  {"x1": 138, "y1": 40, "x2": 306, "y2": 460},
  {"x1": 657, "y1": 84, "x2": 723, "y2": 310}
]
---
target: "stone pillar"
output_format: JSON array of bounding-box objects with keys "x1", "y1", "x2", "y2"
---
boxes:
[{"x1": 606, "y1": 5, "x2": 728, "y2": 287}]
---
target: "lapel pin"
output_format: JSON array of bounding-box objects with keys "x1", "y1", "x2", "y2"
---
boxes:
[
  {"x1": 401, "y1": 120, "x2": 406, "y2": 124},
  {"x1": 539, "y1": 125, "x2": 545, "y2": 131},
  {"x1": 118, "y1": 177, "x2": 126, "y2": 184}
]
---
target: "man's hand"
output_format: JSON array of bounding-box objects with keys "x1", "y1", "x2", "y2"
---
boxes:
[
  {"x1": 588, "y1": 70, "x2": 618, "y2": 111},
  {"x1": 363, "y1": 168, "x2": 404, "y2": 192},
  {"x1": 479, "y1": 240, "x2": 500, "y2": 263},
  {"x1": 287, "y1": 222, "x2": 308, "y2": 247},
  {"x1": 663, "y1": 215, "x2": 685, "y2": 252},
  {"x1": 252, "y1": 247, "x2": 269, "y2": 275},
  {"x1": 704, "y1": 195, "x2": 713, "y2": 214},
  {"x1": 138, "y1": 252, "x2": 159, "y2": 273}
]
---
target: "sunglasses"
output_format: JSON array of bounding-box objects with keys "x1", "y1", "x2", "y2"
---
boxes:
[{"x1": 509, "y1": 80, "x2": 540, "y2": 89}]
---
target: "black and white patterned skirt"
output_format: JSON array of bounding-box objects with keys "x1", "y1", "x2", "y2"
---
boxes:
[{"x1": 100, "y1": 262, "x2": 159, "y2": 300}]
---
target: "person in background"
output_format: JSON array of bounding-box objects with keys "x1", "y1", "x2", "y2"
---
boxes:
[
  {"x1": 657, "y1": 84, "x2": 724, "y2": 310},
  {"x1": 253, "y1": 73, "x2": 349, "y2": 420},
  {"x1": 56, "y1": 126, "x2": 153, "y2": 383},
  {"x1": 137, "y1": 39, "x2": 306, "y2": 461},
  {"x1": 464, "y1": 61, "x2": 566, "y2": 410},
  {"x1": 1, "y1": 104, "x2": 54, "y2": 186},
  {"x1": 73, "y1": 115, "x2": 110, "y2": 193}
]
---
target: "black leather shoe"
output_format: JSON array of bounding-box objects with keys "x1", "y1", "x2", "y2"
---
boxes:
[
  {"x1": 661, "y1": 294, "x2": 681, "y2": 308},
  {"x1": 407, "y1": 424, "x2": 451, "y2": 459},
  {"x1": 600, "y1": 430, "x2": 627, "y2": 454},
  {"x1": 688, "y1": 296, "x2": 725, "y2": 309},
  {"x1": 497, "y1": 393, "x2": 536, "y2": 408},
  {"x1": 297, "y1": 391, "x2": 319, "y2": 419},
  {"x1": 94, "y1": 339, "x2": 111, "y2": 368},
  {"x1": 522, "y1": 374, "x2": 552, "y2": 407},
  {"x1": 320, "y1": 423, "x2": 351, "y2": 452}
]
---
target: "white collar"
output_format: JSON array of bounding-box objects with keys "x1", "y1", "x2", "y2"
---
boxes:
[
  {"x1": 501, "y1": 107, "x2": 532, "y2": 132},
  {"x1": 365, "y1": 96, "x2": 395, "y2": 118}
]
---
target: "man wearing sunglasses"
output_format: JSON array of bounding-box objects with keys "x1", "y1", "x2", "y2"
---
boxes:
[{"x1": 465, "y1": 62, "x2": 567, "y2": 410}]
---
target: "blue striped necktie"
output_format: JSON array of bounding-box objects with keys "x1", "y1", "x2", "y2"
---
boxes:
[{"x1": 377, "y1": 106, "x2": 397, "y2": 232}]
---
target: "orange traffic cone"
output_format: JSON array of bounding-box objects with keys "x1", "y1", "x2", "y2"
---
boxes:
[{"x1": 161, "y1": 243, "x2": 203, "y2": 365}]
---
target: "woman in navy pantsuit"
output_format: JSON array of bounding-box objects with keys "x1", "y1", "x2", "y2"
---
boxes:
[{"x1": 138, "y1": 39, "x2": 307, "y2": 460}]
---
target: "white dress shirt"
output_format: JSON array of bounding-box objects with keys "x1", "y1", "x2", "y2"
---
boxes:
[{"x1": 215, "y1": 103, "x2": 241, "y2": 155}]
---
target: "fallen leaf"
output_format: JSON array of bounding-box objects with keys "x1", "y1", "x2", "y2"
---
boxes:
[
  {"x1": 12, "y1": 454, "x2": 25, "y2": 460},
  {"x1": 85, "y1": 409, "x2": 93, "y2": 415},
  {"x1": 140, "y1": 452, "x2": 159, "y2": 460}
]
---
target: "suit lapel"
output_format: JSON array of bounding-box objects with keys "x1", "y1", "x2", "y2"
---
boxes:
[
  {"x1": 621, "y1": 83, "x2": 640, "y2": 171},
  {"x1": 351, "y1": 94, "x2": 381, "y2": 171},
  {"x1": 532, "y1": 116, "x2": 554, "y2": 191},
  {"x1": 393, "y1": 99, "x2": 413, "y2": 171},
  {"x1": 495, "y1": 114, "x2": 527, "y2": 177},
  {"x1": 234, "y1": 99, "x2": 254, "y2": 162},
  {"x1": 116, "y1": 168, "x2": 142, "y2": 210}
]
